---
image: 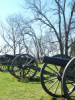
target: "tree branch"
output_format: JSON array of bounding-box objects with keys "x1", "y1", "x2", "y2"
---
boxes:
[
  {"x1": 68, "y1": 41, "x2": 75, "y2": 49},
  {"x1": 68, "y1": 2, "x2": 75, "y2": 33}
]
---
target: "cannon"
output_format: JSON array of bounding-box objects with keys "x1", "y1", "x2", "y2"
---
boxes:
[
  {"x1": 5, "y1": 54, "x2": 19, "y2": 74},
  {"x1": 0, "y1": 55, "x2": 9, "y2": 71},
  {"x1": 40, "y1": 55, "x2": 75, "y2": 100},
  {"x1": 0, "y1": 54, "x2": 18, "y2": 72},
  {"x1": 6, "y1": 54, "x2": 38, "y2": 79}
]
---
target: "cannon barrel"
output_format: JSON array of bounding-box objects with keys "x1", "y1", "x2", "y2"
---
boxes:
[
  {"x1": 41, "y1": 56, "x2": 69, "y2": 67},
  {"x1": 0, "y1": 55, "x2": 8, "y2": 62},
  {"x1": 5, "y1": 54, "x2": 18, "y2": 59},
  {"x1": 5, "y1": 54, "x2": 35, "y2": 63}
]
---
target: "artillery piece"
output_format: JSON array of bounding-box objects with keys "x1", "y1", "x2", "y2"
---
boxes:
[
  {"x1": 0, "y1": 55, "x2": 9, "y2": 71},
  {"x1": 40, "y1": 55, "x2": 75, "y2": 100},
  {"x1": 0, "y1": 54, "x2": 18, "y2": 72},
  {"x1": 6, "y1": 54, "x2": 38, "y2": 79}
]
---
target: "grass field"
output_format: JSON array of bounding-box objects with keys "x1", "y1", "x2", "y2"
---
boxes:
[{"x1": 0, "y1": 64, "x2": 67, "y2": 100}]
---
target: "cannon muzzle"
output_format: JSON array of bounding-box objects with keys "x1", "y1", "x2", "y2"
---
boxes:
[{"x1": 41, "y1": 56, "x2": 69, "y2": 67}]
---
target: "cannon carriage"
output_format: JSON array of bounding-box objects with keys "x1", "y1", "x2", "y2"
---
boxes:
[{"x1": 40, "y1": 55, "x2": 75, "y2": 100}]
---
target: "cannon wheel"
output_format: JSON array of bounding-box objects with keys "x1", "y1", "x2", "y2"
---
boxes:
[
  {"x1": 0, "y1": 57, "x2": 9, "y2": 72},
  {"x1": 8, "y1": 59, "x2": 14, "y2": 75},
  {"x1": 7, "y1": 54, "x2": 19, "y2": 75},
  {"x1": 40, "y1": 54, "x2": 71, "y2": 97},
  {"x1": 0, "y1": 64, "x2": 8, "y2": 72},
  {"x1": 11, "y1": 54, "x2": 38, "y2": 79},
  {"x1": 62, "y1": 57, "x2": 75, "y2": 100}
]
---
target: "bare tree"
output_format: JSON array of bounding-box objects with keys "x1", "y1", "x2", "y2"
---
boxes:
[
  {"x1": 0, "y1": 14, "x2": 24, "y2": 55},
  {"x1": 23, "y1": 0, "x2": 75, "y2": 55},
  {"x1": 0, "y1": 14, "x2": 41, "y2": 57},
  {"x1": 70, "y1": 38, "x2": 75, "y2": 57}
]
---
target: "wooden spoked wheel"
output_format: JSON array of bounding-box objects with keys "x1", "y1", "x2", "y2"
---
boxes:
[
  {"x1": 11, "y1": 54, "x2": 38, "y2": 79},
  {"x1": 8, "y1": 59, "x2": 14, "y2": 75},
  {"x1": 0, "y1": 57, "x2": 9, "y2": 72},
  {"x1": 62, "y1": 57, "x2": 75, "y2": 100},
  {"x1": 0, "y1": 64, "x2": 8, "y2": 72}
]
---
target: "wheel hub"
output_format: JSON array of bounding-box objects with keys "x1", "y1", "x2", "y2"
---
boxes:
[
  {"x1": 57, "y1": 73, "x2": 61, "y2": 81},
  {"x1": 22, "y1": 65, "x2": 28, "y2": 70}
]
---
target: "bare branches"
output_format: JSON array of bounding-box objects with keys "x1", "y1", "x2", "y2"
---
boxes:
[
  {"x1": 24, "y1": 0, "x2": 75, "y2": 55},
  {"x1": 68, "y1": 2, "x2": 75, "y2": 33},
  {"x1": 68, "y1": 41, "x2": 75, "y2": 49}
]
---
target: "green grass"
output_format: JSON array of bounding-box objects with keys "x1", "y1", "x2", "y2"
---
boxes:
[{"x1": 0, "y1": 64, "x2": 67, "y2": 100}]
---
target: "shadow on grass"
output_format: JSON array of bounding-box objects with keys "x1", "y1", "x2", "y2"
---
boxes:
[
  {"x1": 18, "y1": 77, "x2": 40, "y2": 83},
  {"x1": 0, "y1": 68, "x2": 8, "y2": 72},
  {"x1": 70, "y1": 96, "x2": 75, "y2": 100},
  {"x1": 42, "y1": 95, "x2": 75, "y2": 100},
  {"x1": 39, "y1": 96, "x2": 66, "y2": 100},
  {"x1": 17, "y1": 76, "x2": 59, "y2": 84}
]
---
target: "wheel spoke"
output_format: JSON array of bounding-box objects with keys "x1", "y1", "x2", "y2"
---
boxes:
[
  {"x1": 54, "y1": 80, "x2": 60, "y2": 94},
  {"x1": 27, "y1": 59, "x2": 34, "y2": 65},
  {"x1": 66, "y1": 80, "x2": 75, "y2": 86},
  {"x1": 20, "y1": 71, "x2": 21, "y2": 77},
  {"x1": 68, "y1": 72, "x2": 75, "y2": 78},
  {"x1": 61, "y1": 82, "x2": 64, "y2": 96},
  {"x1": 44, "y1": 77, "x2": 57, "y2": 83},
  {"x1": 55, "y1": 65, "x2": 58, "y2": 71},
  {"x1": 48, "y1": 79, "x2": 58, "y2": 90},
  {"x1": 16, "y1": 70, "x2": 21, "y2": 76},
  {"x1": 23, "y1": 70, "x2": 25, "y2": 78},
  {"x1": 14, "y1": 68, "x2": 20, "y2": 72},
  {"x1": 47, "y1": 65, "x2": 57, "y2": 74}
]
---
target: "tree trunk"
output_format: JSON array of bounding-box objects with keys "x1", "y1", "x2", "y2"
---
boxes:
[
  {"x1": 65, "y1": 31, "x2": 68, "y2": 55},
  {"x1": 60, "y1": 42, "x2": 63, "y2": 54}
]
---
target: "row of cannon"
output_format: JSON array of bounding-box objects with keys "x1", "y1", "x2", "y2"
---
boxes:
[{"x1": 0, "y1": 54, "x2": 75, "y2": 100}]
